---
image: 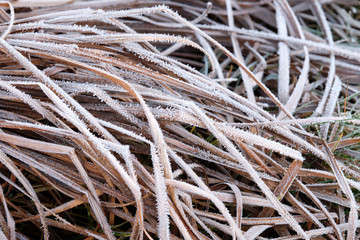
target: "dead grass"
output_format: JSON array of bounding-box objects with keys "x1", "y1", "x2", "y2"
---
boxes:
[{"x1": 0, "y1": 0, "x2": 359, "y2": 239}]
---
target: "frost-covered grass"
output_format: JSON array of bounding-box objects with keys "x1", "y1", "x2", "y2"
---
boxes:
[{"x1": 0, "y1": 0, "x2": 360, "y2": 239}]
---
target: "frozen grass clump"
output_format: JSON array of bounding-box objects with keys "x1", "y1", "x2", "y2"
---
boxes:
[{"x1": 0, "y1": 0, "x2": 360, "y2": 239}]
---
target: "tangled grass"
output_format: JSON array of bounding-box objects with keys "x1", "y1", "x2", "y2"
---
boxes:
[{"x1": 0, "y1": 0, "x2": 360, "y2": 239}]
